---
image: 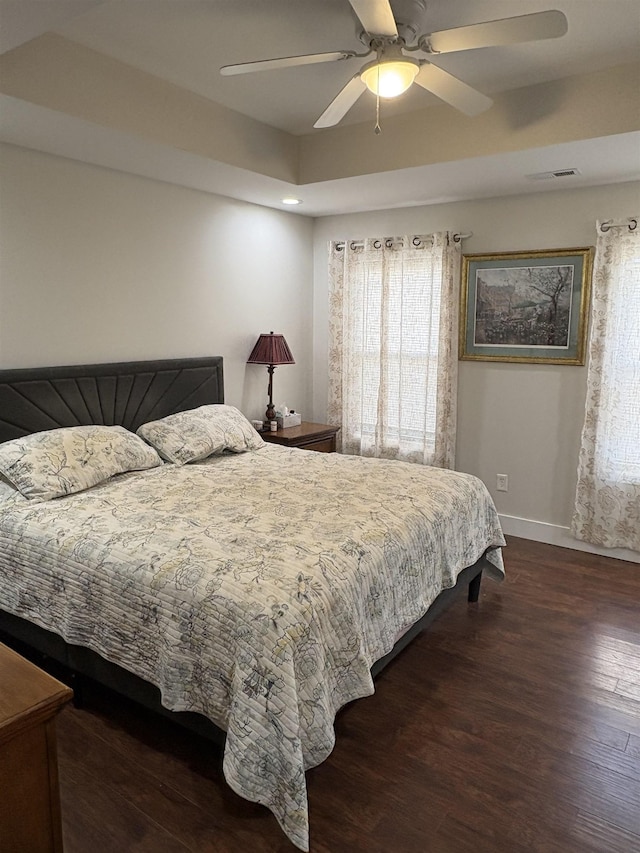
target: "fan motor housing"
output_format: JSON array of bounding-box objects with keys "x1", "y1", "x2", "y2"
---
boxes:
[{"x1": 358, "y1": 0, "x2": 428, "y2": 46}]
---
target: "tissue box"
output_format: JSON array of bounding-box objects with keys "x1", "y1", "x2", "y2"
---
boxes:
[{"x1": 276, "y1": 412, "x2": 301, "y2": 429}]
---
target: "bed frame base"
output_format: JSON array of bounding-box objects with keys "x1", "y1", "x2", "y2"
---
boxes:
[{"x1": 370, "y1": 561, "x2": 483, "y2": 677}]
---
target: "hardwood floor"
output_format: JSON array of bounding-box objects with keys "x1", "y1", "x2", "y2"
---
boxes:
[{"x1": 53, "y1": 536, "x2": 640, "y2": 852}]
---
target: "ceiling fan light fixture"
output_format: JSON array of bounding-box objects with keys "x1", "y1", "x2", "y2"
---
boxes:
[
  {"x1": 360, "y1": 58, "x2": 419, "y2": 98},
  {"x1": 220, "y1": 2, "x2": 569, "y2": 128}
]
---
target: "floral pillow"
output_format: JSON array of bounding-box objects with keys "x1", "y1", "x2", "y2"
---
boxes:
[
  {"x1": 137, "y1": 404, "x2": 264, "y2": 464},
  {"x1": 0, "y1": 425, "x2": 162, "y2": 502},
  {"x1": 0, "y1": 475, "x2": 23, "y2": 505}
]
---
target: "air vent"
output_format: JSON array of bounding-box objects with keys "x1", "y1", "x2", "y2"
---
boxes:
[{"x1": 526, "y1": 168, "x2": 582, "y2": 181}]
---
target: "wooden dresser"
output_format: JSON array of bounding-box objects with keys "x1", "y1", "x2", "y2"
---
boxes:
[{"x1": 0, "y1": 642, "x2": 73, "y2": 853}]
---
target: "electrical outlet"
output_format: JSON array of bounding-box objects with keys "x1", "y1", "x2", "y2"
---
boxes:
[{"x1": 496, "y1": 474, "x2": 509, "y2": 492}]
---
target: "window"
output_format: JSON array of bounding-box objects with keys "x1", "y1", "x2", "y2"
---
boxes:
[{"x1": 327, "y1": 233, "x2": 460, "y2": 468}]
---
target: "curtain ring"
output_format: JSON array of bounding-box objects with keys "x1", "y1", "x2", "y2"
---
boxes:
[
  {"x1": 373, "y1": 239, "x2": 383, "y2": 249},
  {"x1": 630, "y1": 218, "x2": 638, "y2": 231}
]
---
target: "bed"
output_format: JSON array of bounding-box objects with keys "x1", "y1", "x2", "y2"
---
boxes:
[{"x1": 0, "y1": 357, "x2": 505, "y2": 851}]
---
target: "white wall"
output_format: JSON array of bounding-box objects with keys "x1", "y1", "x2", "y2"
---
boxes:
[
  {"x1": 0, "y1": 143, "x2": 313, "y2": 421},
  {"x1": 312, "y1": 181, "x2": 640, "y2": 557}
]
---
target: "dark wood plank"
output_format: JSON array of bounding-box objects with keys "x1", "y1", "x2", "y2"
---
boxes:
[
  {"x1": 572, "y1": 810, "x2": 640, "y2": 853},
  {"x1": 50, "y1": 536, "x2": 639, "y2": 852}
]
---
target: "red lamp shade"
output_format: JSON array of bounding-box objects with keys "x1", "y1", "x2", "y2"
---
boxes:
[
  {"x1": 247, "y1": 332, "x2": 295, "y2": 367},
  {"x1": 247, "y1": 332, "x2": 295, "y2": 423}
]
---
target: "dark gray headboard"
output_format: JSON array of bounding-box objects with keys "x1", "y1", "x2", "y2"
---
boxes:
[{"x1": 0, "y1": 357, "x2": 224, "y2": 443}]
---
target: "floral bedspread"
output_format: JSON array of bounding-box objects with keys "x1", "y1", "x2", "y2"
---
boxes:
[{"x1": 0, "y1": 444, "x2": 504, "y2": 850}]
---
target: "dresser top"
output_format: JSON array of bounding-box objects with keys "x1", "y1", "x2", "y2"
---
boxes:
[{"x1": 0, "y1": 642, "x2": 73, "y2": 742}]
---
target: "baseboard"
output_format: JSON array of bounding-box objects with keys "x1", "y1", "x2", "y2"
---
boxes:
[{"x1": 498, "y1": 514, "x2": 640, "y2": 564}]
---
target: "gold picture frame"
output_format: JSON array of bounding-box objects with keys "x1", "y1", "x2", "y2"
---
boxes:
[{"x1": 459, "y1": 247, "x2": 594, "y2": 364}]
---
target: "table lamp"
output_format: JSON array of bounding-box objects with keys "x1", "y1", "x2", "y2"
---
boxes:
[{"x1": 247, "y1": 332, "x2": 295, "y2": 422}]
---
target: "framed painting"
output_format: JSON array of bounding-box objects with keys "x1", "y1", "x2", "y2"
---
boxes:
[{"x1": 459, "y1": 247, "x2": 594, "y2": 364}]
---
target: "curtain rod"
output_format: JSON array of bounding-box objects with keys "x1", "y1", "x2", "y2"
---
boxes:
[
  {"x1": 334, "y1": 231, "x2": 473, "y2": 251},
  {"x1": 599, "y1": 218, "x2": 638, "y2": 233}
]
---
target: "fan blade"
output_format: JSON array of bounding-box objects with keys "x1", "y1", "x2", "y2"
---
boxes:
[
  {"x1": 220, "y1": 51, "x2": 355, "y2": 76},
  {"x1": 428, "y1": 10, "x2": 568, "y2": 54},
  {"x1": 347, "y1": 0, "x2": 398, "y2": 37},
  {"x1": 314, "y1": 75, "x2": 367, "y2": 128},
  {"x1": 415, "y1": 63, "x2": 493, "y2": 116}
]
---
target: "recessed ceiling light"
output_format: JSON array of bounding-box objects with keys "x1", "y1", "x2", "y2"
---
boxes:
[{"x1": 282, "y1": 197, "x2": 302, "y2": 205}]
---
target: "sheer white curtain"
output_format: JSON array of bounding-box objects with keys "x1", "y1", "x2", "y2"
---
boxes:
[
  {"x1": 327, "y1": 232, "x2": 460, "y2": 468},
  {"x1": 572, "y1": 218, "x2": 640, "y2": 551}
]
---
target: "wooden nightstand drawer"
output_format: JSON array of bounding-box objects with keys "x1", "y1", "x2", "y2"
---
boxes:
[
  {"x1": 261, "y1": 422, "x2": 340, "y2": 453},
  {"x1": 302, "y1": 437, "x2": 336, "y2": 453}
]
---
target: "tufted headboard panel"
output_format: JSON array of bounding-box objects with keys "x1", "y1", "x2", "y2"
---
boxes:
[{"x1": 0, "y1": 357, "x2": 224, "y2": 443}]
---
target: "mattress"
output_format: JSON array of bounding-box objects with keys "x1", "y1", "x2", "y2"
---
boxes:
[{"x1": 0, "y1": 443, "x2": 504, "y2": 850}]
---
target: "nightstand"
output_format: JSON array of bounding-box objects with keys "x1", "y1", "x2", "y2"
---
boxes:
[{"x1": 261, "y1": 421, "x2": 340, "y2": 453}]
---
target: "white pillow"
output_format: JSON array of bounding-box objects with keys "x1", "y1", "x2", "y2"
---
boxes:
[
  {"x1": 0, "y1": 425, "x2": 162, "y2": 501},
  {"x1": 137, "y1": 404, "x2": 264, "y2": 464}
]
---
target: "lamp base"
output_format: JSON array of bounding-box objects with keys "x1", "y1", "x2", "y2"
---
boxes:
[{"x1": 265, "y1": 403, "x2": 276, "y2": 422}]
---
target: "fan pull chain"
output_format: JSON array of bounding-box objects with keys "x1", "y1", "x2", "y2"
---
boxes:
[{"x1": 374, "y1": 61, "x2": 382, "y2": 134}]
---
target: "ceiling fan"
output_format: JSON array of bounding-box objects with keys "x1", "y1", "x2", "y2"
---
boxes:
[{"x1": 220, "y1": 0, "x2": 568, "y2": 129}]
